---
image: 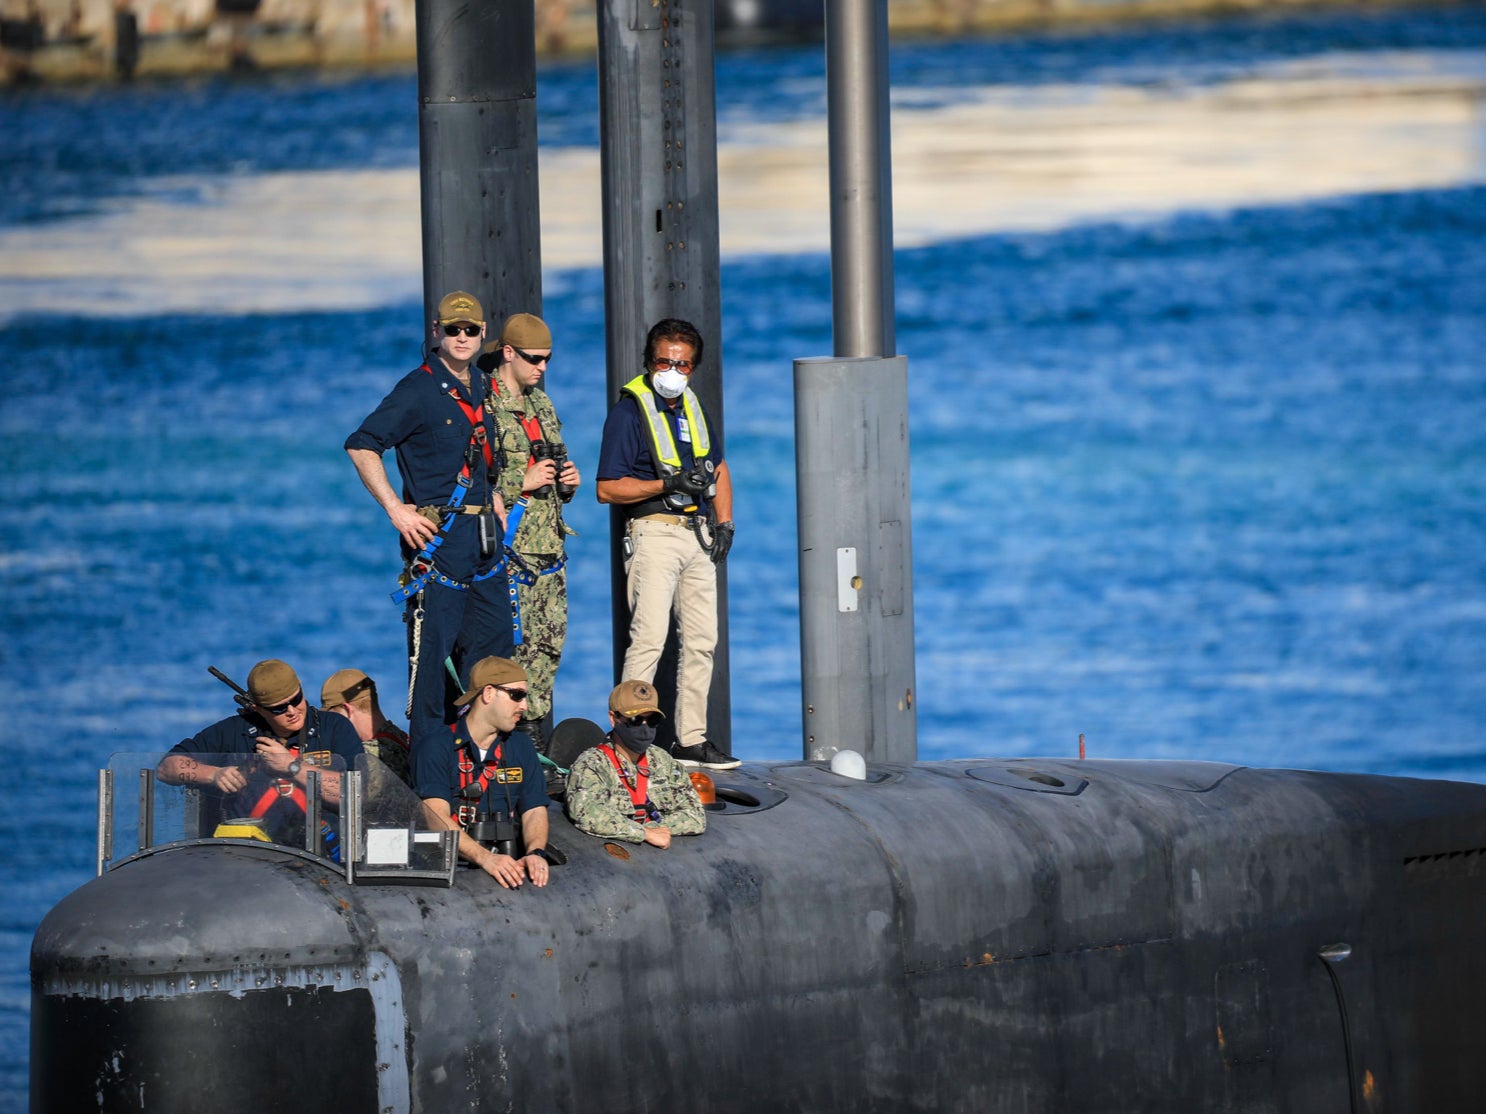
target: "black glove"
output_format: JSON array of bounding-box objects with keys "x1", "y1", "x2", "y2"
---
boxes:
[
  {"x1": 711, "y1": 521, "x2": 735, "y2": 565},
  {"x1": 663, "y1": 468, "x2": 709, "y2": 498}
]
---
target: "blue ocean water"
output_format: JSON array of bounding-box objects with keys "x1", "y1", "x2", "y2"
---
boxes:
[{"x1": 3, "y1": 5, "x2": 1486, "y2": 1104}]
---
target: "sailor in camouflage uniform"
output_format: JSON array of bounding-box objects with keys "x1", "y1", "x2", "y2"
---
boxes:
[
  {"x1": 566, "y1": 680, "x2": 706, "y2": 847},
  {"x1": 480, "y1": 313, "x2": 579, "y2": 752},
  {"x1": 319, "y1": 668, "x2": 413, "y2": 787}
]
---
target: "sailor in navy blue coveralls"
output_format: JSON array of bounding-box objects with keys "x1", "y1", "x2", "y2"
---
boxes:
[
  {"x1": 157, "y1": 659, "x2": 366, "y2": 857},
  {"x1": 415, "y1": 656, "x2": 552, "y2": 888},
  {"x1": 346, "y1": 292, "x2": 516, "y2": 756}
]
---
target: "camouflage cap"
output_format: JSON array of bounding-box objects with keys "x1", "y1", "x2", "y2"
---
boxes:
[
  {"x1": 609, "y1": 679, "x2": 664, "y2": 719},
  {"x1": 455, "y1": 657, "x2": 528, "y2": 707},
  {"x1": 320, "y1": 668, "x2": 375, "y2": 711},
  {"x1": 246, "y1": 659, "x2": 301, "y2": 707},
  {"x1": 436, "y1": 290, "x2": 484, "y2": 326}
]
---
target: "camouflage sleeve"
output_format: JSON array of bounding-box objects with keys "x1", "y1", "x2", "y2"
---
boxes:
[
  {"x1": 565, "y1": 750, "x2": 648, "y2": 842},
  {"x1": 364, "y1": 737, "x2": 412, "y2": 788},
  {"x1": 533, "y1": 390, "x2": 562, "y2": 439},
  {"x1": 648, "y1": 750, "x2": 707, "y2": 836},
  {"x1": 528, "y1": 390, "x2": 578, "y2": 512},
  {"x1": 492, "y1": 404, "x2": 529, "y2": 508}
]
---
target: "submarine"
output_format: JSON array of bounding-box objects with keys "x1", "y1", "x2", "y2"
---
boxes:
[
  {"x1": 34, "y1": 754, "x2": 1486, "y2": 1111},
  {"x1": 30, "y1": 0, "x2": 1486, "y2": 1110}
]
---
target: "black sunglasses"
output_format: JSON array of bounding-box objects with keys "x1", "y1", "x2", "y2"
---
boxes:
[
  {"x1": 513, "y1": 346, "x2": 551, "y2": 366},
  {"x1": 652, "y1": 357, "x2": 693, "y2": 372},
  {"x1": 492, "y1": 684, "x2": 530, "y2": 702},
  {"x1": 262, "y1": 691, "x2": 305, "y2": 716},
  {"x1": 620, "y1": 713, "x2": 662, "y2": 727},
  {"x1": 443, "y1": 324, "x2": 481, "y2": 338}
]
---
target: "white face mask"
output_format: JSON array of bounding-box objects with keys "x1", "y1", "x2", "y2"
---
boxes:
[{"x1": 652, "y1": 368, "x2": 688, "y2": 399}]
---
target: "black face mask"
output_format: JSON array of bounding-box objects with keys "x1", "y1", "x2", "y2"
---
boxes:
[{"x1": 613, "y1": 721, "x2": 656, "y2": 756}]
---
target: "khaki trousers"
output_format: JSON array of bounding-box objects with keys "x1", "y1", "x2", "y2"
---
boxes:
[{"x1": 622, "y1": 519, "x2": 717, "y2": 750}]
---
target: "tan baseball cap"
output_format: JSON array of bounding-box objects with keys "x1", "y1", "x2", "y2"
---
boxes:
[
  {"x1": 320, "y1": 668, "x2": 374, "y2": 711},
  {"x1": 483, "y1": 312, "x2": 552, "y2": 358},
  {"x1": 436, "y1": 290, "x2": 484, "y2": 325},
  {"x1": 246, "y1": 659, "x2": 301, "y2": 707},
  {"x1": 500, "y1": 312, "x2": 551, "y2": 349},
  {"x1": 609, "y1": 679, "x2": 664, "y2": 719},
  {"x1": 454, "y1": 657, "x2": 528, "y2": 707}
]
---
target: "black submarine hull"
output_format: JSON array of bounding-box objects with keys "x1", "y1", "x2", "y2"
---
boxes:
[{"x1": 32, "y1": 758, "x2": 1486, "y2": 1111}]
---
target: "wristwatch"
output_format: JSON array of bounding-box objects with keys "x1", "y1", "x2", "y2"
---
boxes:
[{"x1": 286, "y1": 759, "x2": 303, "y2": 777}]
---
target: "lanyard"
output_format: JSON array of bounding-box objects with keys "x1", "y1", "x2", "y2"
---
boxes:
[
  {"x1": 600, "y1": 743, "x2": 656, "y2": 822},
  {"x1": 422, "y1": 363, "x2": 494, "y2": 471},
  {"x1": 457, "y1": 736, "x2": 506, "y2": 799}
]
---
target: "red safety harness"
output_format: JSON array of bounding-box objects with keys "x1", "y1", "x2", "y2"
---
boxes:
[
  {"x1": 455, "y1": 729, "x2": 507, "y2": 826},
  {"x1": 390, "y1": 364, "x2": 503, "y2": 606},
  {"x1": 248, "y1": 744, "x2": 306, "y2": 819},
  {"x1": 600, "y1": 742, "x2": 657, "y2": 824},
  {"x1": 424, "y1": 362, "x2": 495, "y2": 472},
  {"x1": 518, "y1": 413, "x2": 543, "y2": 465}
]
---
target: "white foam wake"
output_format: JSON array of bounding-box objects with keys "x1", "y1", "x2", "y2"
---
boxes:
[{"x1": 1, "y1": 53, "x2": 1481, "y2": 320}]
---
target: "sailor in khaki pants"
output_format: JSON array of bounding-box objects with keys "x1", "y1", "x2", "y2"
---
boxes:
[
  {"x1": 596, "y1": 318, "x2": 740, "y2": 771},
  {"x1": 624, "y1": 515, "x2": 718, "y2": 748}
]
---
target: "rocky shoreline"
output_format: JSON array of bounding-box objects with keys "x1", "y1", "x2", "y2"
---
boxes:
[{"x1": 0, "y1": 0, "x2": 1451, "y2": 87}]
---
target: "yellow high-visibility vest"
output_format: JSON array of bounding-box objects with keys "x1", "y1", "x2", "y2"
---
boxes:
[{"x1": 621, "y1": 374, "x2": 712, "y2": 469}]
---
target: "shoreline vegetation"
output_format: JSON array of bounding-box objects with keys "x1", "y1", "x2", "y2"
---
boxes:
[{"x1": 0, "y1": 0, "x2": 1458, "y2": 88}]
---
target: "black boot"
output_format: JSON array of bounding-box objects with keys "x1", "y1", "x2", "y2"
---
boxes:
[
  {"x1": 517, "y1": 717, "x2": 547, "y2": 755},
  {"x1": 520, "y1": 717, "x2": 568, "y2": 797}
]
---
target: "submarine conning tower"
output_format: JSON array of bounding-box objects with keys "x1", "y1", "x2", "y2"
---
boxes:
[{"x1": 32, "y1": 757, "x2": 1486, "y2": 1111}]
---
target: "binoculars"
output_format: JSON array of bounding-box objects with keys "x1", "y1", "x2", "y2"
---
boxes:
[
  {"x1": 530, "y1": 440, "x2": 576, "y2": 500},
  {"x1": 467, "y1": 810, "x2": 518, "y2": 859}
]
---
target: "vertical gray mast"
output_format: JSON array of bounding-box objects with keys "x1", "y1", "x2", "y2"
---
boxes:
[
  {"x1": 597, "y1": 0, "x2": 731, "y2": 750},
  {"x1": 795, "y1": 0, "x2": 917, "y2": 762},
  {"x1": 415, "y1": 0, "x2": 542, "y2": 327},
  {"x1": 827, "y1": 0, "x2": 896, "y2": 360}
]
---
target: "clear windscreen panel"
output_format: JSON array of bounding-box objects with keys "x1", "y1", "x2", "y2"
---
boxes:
[
  {"x1": 98, "y1": 751, "x2": 456, "y2": 885},
  {"x1": 102, "y1": 751, "x2": 349, "y2": 869},
  {"x1": 351, "y1": 753, "x2": 457, "y2": 881}
]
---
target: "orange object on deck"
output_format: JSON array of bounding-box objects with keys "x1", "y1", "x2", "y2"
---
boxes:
[{"x1": 688, "y1": 771, "x2": 716, "y2": 805}]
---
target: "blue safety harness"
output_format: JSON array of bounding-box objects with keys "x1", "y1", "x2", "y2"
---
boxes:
[
  {"x1": 497, "y1": 497, "x2": 566, "y2": 648},
  {"x1": 390, "y1": 369, "x2": 572, "y2": 650},
  {"x1": 505, "y1": 531, "x2": 568, "y2": 588},
  {"x1": 499, "y1": 401, "x2": 571, "y2": 590},
  {"x1": 486, "y1": 397, "x2": 573, "y2": 644},
  {"x1": 390, "y1": 366, "x2": 513, "y2": 618},
  {"x1": 389, "y1": 502, "x2": 524, "y2": 605}
]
